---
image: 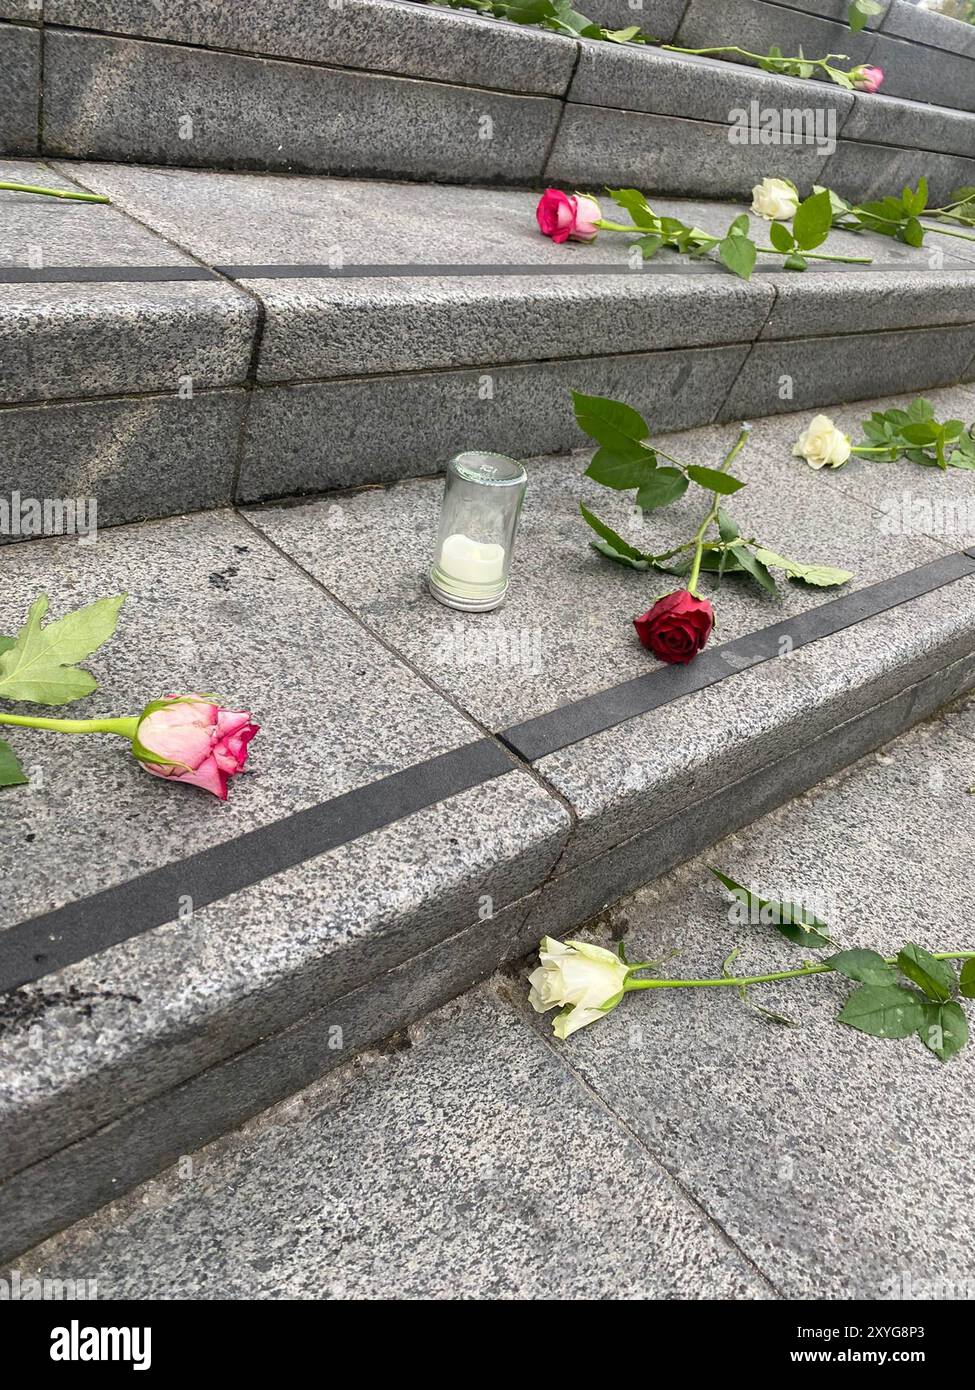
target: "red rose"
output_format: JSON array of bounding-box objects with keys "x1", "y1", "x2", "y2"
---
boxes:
[
  {"x1": 634, "y1": 591, "x2": 715, "y2": 665},
  {"x1": 535, "y1": 189, "x2": 601, "y2": 244}
]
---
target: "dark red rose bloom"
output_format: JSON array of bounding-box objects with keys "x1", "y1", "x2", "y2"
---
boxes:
[{"x1": 634, "y1": 590, "x2": 715, "y2": 665}]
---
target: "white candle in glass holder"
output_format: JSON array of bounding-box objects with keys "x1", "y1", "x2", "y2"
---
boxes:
[{"x1": 438, "y1": 533, "x2": 506, "y2": 586}]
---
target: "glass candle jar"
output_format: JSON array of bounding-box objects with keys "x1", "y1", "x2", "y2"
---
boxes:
[{"x1": 428, "y1": 451, "x2": 527, "y2": 611}]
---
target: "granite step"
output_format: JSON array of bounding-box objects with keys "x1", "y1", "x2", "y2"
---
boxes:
[
  {"x1": 8, "y1": 686, "x2": 975, "y2": 1300},
  {"x1": 2, "y1": 386, "x2": 975, "y2": 1260},
  {"x1": 3, "y1": 159, "x2": 975, "y2": 532},
  {"x1": 3, "y1": 1, "x2": 975, "y2": 190}
]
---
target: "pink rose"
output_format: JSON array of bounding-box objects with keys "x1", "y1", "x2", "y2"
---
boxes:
[
  {"x1": 134, "y1": 695, "x2": 259, "y2": 799},
  {"x1": 852, "y1": 65, "x2": 883, "y2": 93},
  {"x1": 536, "y1": 188, "x2": 602, "y2": 244},
  {"x1": 634, "y1": 591, "x2": 715, "y2": 665}
]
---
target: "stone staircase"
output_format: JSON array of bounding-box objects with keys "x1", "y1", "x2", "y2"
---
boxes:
[{"x1": 2, "y1": 0, "x2": 975, "y2": 1272}]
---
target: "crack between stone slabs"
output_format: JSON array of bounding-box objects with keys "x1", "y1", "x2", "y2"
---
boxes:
[
  {"x1": 232, "y1": 505, "x2": 579, "y2": 837},
  {"x1": 540, "y1": 38, "x2": 583, "y2": 182},
  {"x1": 42, "y1": 21, "x2": 571, "y2": 102},
  {"x1": 14, "y1": 159, "x2": 268, "y2": 484},
  {"x1": 712, "y1": 280, "x2": 780, "y2": 424},
  {"x1": 488, "y1": 976, "x2": 783, "y2": 1298},
  {"x1": 798, "y1": 447, "x2": 975, "y2": 563}
]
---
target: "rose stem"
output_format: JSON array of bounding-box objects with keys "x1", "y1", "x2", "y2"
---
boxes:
[
  {"x1": 685, "y1": 425, "x2": 750, "y2": 597},
  {"x1": 0, "y1": 713, "x2": 138, "y2": 737},
  {"x1": 0, "y1": 181, "x2": 110, "y2": 204},
  {"x1": 625, "y1": 951, "x2": 975, "y2": 990}
]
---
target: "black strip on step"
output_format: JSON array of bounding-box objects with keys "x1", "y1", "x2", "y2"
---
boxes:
[
  {"x1": 0, "y1": 738, "x2": 512, "y2": 995},
  {"x1": 2, "y1": 551, "x2": 974, "y2": 995},
  {"x1": 500, "y1": 551, "x2": 975, "y2": 763},
  {"x1": 219, "y1": 262, "x2": 975, "y2": 280},
  {"x1": 2, "y1": 262, "x2": 972, "y2": 286},
  {"x1": 0, "y1": 265, "x2": 219, "y2": 284}
]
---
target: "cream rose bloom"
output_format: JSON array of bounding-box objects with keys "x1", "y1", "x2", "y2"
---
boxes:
[
  {"x1": 529, "y1": 937, "x2": 630, "y2": 1038},
  {"x1": 750, "y1": 177, "x2": 800, "y2": 221},
  {"x1": 793, "y1": 414, "x2": 852, "y2": 469}
]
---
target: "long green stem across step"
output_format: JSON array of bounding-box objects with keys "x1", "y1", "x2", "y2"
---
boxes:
[
  {"x1": 595, "y1": 220, "x2": 870, "y2": 265},
  {"x1": 0, "y1": 712, "x2": 137, "y2": 737},
  {"x1": 625, "y1": 952, "x2": 975, "y2": 991},
  {"x1": 0, "y1": 181, "x2": 110, "y2": 204}
]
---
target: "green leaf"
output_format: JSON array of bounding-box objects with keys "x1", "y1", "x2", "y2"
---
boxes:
[
  {"x1": 730, "y1": 544, "x2": 777, "y2": 594},
  {"x1": 0, "y1": 635, "x2": 14, "y2": 656},
  {"x1": 827, "y1": 948, "x2": 897, "y2": 986},
  {"x1": 637, "y1": 233, "x2": 663, "y2": 260},
  {"x1": 717, "y1": 232, "x2": 757, "y2": 281},
  {"x1": 768, "y1": 221, "x2": 795, "y2": 253},
  {"x1": 960, "y1": 959, "x2": 975, "y2": 999},
  {"x1": 783, "y1": 252, "x2": 808, "y2": 271},
  {"x1": 751, "y1": 547, "x2": 853, "y2": 588},
  {"x1": 896, "y1": 943, "x2": 956, "y2": 1002},
  {"x1": 590, "y1": 540, "x2": 650, "y2": 571},
  {"x1": 685, "y1": 465, "x2": 746, "y2": 495},
  {"x1": 579, "y1": 503, "x2": 647, "y2": 565},
  {"x1": 847, "y1": 0, "x2": 884, "y2": 31},
  {"x1": 716, "y1": 509, "x2": 740, "y2": 543},
  {"x1": 0, "y1": 738, "x2": 28, "y2": 787},
  {"x1": 572, "y1": 390, "x2": 649, "y2": 451},
  {"x1": 838, "y1": 984, "x2": 926, "y2": 1039},
  {"x1": 709, "y1": 867, "x2": 833, "y2": 948},
  {"x1": 585, "y1": 443, "x2": 659, "y2": 490},
  {"x1": 906, "y1": 397, "x2": 935, "y2": 422},
  {"x1": 606, "y1": 187, "x2": 658, "y2": 229},
  {"x1": 602, "y1": 24, "x2": 642, "y2": 42},
  {"x1": 635, "y1": 467, "x2": 688, "y2": 511},
  {"x1": 917, "y1": 999, "x2": 969, "y2": 1062},
  {"x1": 0, "y1": 593, "x2": 126, "y2": 706},
  {"x1": 793, "y1": 189, "x2": 833, "y2": 251}
]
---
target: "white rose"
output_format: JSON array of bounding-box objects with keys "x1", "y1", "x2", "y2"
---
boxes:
[
  {"x1": 528, "y1": 937, "x2": 630, "y2": 1038},
  {"x1": 750, "y1": 177, "x2": 800, "y2": 221},
  {"x1": 792, "y1": 414, "x2": 852, "y2": 469}
]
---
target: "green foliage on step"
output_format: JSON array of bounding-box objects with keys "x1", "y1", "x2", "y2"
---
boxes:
[
  {"x1": 0, "y1": 593, "x2": 125, "y2": 706},
  {"x1": 710, "y1": 868, "x2": 834, "y2": 948},
  {"x1": 422, "y1": 0, "x2": 649, "y2": 43},
  {"x1": 606, "y1": 186, "x2": 866, "y2": 279},
  {"x1": 847, "y1": 0, "x2": 885, "y2": 34},
  {"x1": 858, "y1": 398, "x2": 975, "y2": 470},
  {"x1": 0, "y1": 738, "x2": 28, "y2": 787},
  {"x1": 571, "y1": 391, "x2": 854, "y2": 594}
]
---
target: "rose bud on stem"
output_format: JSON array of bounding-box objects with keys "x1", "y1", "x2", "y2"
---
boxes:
[
  {"x1": 0, "y1": 694, "x2": 259, "y2": 800},
  {"x1": 634, "y1": 424, "x2": 752, "y2": 665},
  {"x1": 535, "y1": 189, "x2": 602, "y2": 244}
]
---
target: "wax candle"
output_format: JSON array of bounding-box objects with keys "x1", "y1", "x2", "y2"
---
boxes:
[
  {"x1": 428, "y1": 451, "x2": 527, "y2": 612},
  {"x1": 438, "y1": 533, "x2": 506, "y2": 587}
]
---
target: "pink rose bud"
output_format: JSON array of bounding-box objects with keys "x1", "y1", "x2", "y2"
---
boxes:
[
  {"x1": 852, "y1": 65, "x2": 883, "y2": 92},
  {"x1": 634, "y1": 591, "x2": 715, "y2": 665},
  {"x1": 536, "y1": 188, "x2": 602, "y2": 244},
  {"x1": 133, "y1": 695, "x2": 259, "y2": 799}
]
